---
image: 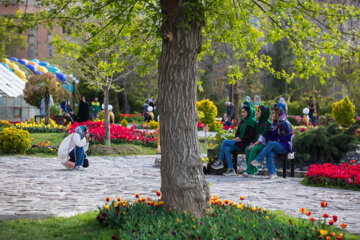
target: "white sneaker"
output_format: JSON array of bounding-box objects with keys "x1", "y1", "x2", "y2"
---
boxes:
[
  {"x1": 268, "y1": 174, "x2": 277, "y2": 180},
  {"x1": 75, "y1": 166, "x2": 84, "y2": 171},
  {"x1": 223, "y1": 168, "x2": 236, "y2": 176},
  {"x1": 250, "y1": 160, "x2": 261, "y2": 167},
  {"x1": 242, "y1": 172, "x2": 254, "y2": 178},
  {"x1": 211, "y1": 160, "x2": 224, "y2": 170}
]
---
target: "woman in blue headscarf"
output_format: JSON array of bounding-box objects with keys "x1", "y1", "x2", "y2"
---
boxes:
[{"x1": 58, "y1": 126, "x2": 91, "y2": 170}]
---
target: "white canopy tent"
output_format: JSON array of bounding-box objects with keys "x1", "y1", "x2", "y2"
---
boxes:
[{"x1": 0, "y1": 64, "x2": 39, "y2": 121}]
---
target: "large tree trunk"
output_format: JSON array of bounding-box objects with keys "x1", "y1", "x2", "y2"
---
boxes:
[
  {"x1": 233, "y1": 81, "x2": 240, "y2": 125},
  {"x1": 158, "y1": 0, "x2": 210, "y2": 217},
  {"x1": 44, "y1": 88, "x2": 50, "y2": 125},
  {"x1": 119, "y1": 85, "x2": 131, "y2": 114},
  {"x1": 103, "y1": 84, "x2": 111, "y2": 145}
]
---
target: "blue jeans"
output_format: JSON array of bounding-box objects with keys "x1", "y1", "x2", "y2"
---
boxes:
[
  {"x1": 69, "y1": 146, "x2": 86, "y2": 166},
  {"x1": 219, "y1": 140, "x2": 242, "y2": 169},
  {"x1": 255, "y1": 141, "x2": 287, "y2": 175},
  {"x1": 309, "y1": 111, "x2": 315, "y2": 124}
]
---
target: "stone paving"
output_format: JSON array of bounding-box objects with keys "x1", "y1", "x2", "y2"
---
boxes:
[{"x1": 0, "y1": 156, "x2": 360, "y2": 235}]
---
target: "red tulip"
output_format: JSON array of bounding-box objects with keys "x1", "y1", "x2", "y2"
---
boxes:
[
  {"x1": 156, "y1": 190, "x2": 161, "y2": 196},
  {"x1": 306, "y1": 211, "x2": 311, "y2": 216},
  {"x1": 333, "y1": 215, "x2": 337, "y2": 222},
  {"x1": 323, "y1": 213, "x2": 329, "y2": 218},
  {"x1": 321, "y1": 201, "x2": 328, "y2": 208},
  {"x1": 328, "y1": 220, "x2": 334, "y2": 225},
  {"x1": 309, "y1": 217, "x2": 316, "y2": 222},
  {"x1": 106, "y1": 197, "x2": 110, "y2": 202},
  {"x1": 340, "y1": 223, "x2": 347, "y2": 229}
]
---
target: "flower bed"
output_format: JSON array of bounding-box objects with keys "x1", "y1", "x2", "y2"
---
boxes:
[
  {"x1": 97, "y1": 193, "x2": 349, "y2": 240},
  {"x1": 303, "y1": 161, "x2": 360, "y2": 190},
  {"x1": 30, "y1": 140, "x2": 57, "y2": 154},
  {"x1": 14, "y1": 119, "x2": 66, "y2": 133},
  {"x1": 68, "y1": 121, "x2": 157, "y2": 147}
]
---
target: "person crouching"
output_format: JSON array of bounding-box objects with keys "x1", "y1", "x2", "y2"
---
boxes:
[{"x1": 58, "y1": 126, "x2": 90, "y2": 171}]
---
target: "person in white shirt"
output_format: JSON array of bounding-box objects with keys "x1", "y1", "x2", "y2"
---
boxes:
[{"x1": 58, "y1": 126, "x2": 90, "y2": 171}]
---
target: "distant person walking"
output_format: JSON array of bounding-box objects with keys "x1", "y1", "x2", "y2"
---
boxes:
[
  {"x1": 144, "y1": 99, "x2": 150, "y2": 122},
  {"x1": 308, "y1": 96, "x2": 315, "y2": 124},
  {"x1": 78, "y1": 96, "x2": 90, "y2": 123},
  {"x1": 91, "y1": 97, "x2": 101, "y2": 120},
  {"x1": 225, "y1": 102, "x2": 235, "y2": 120}
]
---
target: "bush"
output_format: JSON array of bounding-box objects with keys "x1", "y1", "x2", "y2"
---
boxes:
[
  {"x1": 148, "y1": 120, "x2": 159, "y2": 129},
  {"x1": 50, "y1": 104, "x2": 63, "y2": 116},
  {"x1": 208, "y1": 121, "x2": 222, "y2": 131},
  {"x1": 293, "y1": 123, "x2": 358, "y2": 166},
  {"x1": 121, "y1": 119, "x2": 128, "y2": 127},
  {"x1": 99, "y1": 111, "x2": 105, "y2": 120},
  {"x1": 287, "y1": 101, "x2": 303, "y2": 116},
  {"x1": 287, "y1": 116, "x2": 299, "y2": 126},
  {"x1": 196, "y1": 99, "x2": 217, "y2": 125},
  {"x1": 332, "y1": 96, "x2": 355, "y2": 127},
  {"x1": 318, "y1": 113, "x2": 335, "y2": 126},
  {"x1": 0, "y1": 127, "x2": 31, "y2": 154}
]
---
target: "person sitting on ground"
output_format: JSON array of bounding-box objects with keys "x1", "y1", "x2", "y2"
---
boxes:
[
  {"x1": 221, "y1": 113, "x2": 233, "y2": 127},
  {"x1": 243, "y1": 106, "x2": 272, "y2": 177},
  {"x1": 250, "y1": 107, "x2": 294, "y2": 180},
  {"x1": 58, "y1": 126, "x2": 91, "y2": 171},
  {"x1": 212, "y1": 105, "x2": 256, "y2": 176},
  {"x1": 225, "y1": 102, "x2": 235, "y2": 121}
]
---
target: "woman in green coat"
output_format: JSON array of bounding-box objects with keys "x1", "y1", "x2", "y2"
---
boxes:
[{"x1": 243, "y1": 106, "x2": 272, "y2": 177}]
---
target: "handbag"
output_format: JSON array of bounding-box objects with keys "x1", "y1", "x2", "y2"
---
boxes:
[{"x1": 65, "y1": 135, "x2": 76, "y2": 169}]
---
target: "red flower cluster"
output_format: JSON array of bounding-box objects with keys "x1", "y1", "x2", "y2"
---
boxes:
[
  {"x1": 68, "y1": 121, "x2": 157, "y2": 147},
  {"x1": 121, "y1": 114, "x2": 141, "y2": 117},
  {"x1": 223, "y1": 125, "x2": 234, "y2": 130},
  {"x1": 197, "y1": 121, "x2": 206, "y2": 129},
  {"x1": 306, "y1": 162, "x2": 360, "y2": 188}
]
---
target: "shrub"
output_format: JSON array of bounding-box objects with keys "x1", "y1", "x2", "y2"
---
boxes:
[
  {"x1": 50, "y1": 104, "x2": 63, "y2": 116},
  {"x1": 318, "y1": 113, "x2": 335, "y2": 126},
  {"x1": 196, "y1": 99, "x2": 217, "y2": 125},
  {"x1": 332, "y1": 96, "x2": 355, "y2": 127},
  {"x1": 99, "y1": 111, "x2": 105, "y2": 120},
  {"x1": 148, "y1": 120, "x2": 159, "y2": 129},
  {"x1": 121, "y1": 119, "x2": 128, "y2": 127},
  {"x1": 208, "y1": 121, "x2": 222, "y2": 131},
  {"x1": 0, "y1": 127, "x2": 31, "y2": 153},
  {"x1": 293, "y1": 123, "x2": 358, "y2": 166},
  {"x1": 287, "y1": 116, "x2": 299, "y2": 126},
  {"x1": 0, "y1": 120, "x2": 11, "y2": 128}
]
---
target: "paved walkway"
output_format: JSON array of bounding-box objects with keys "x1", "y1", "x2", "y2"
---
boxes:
[{"x1": 0, "y1": 156, "x2": 359, "y2": 235}]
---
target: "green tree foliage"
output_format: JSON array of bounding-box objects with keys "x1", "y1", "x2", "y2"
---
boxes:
[
  {"x1": 4, "y1": 0, "x2": 360, "y2": 215},
  {"x1": 332, "y1": 96, "x2": 356, "y2": 127},
  {"x1": 23, "y1": 73, "x2": 68, "y2": 125},
  {"x1": 0, "y1": 16, "x2": 28, "y2": 58},
  {"x1": 333, "y1": 61, "x2": 360, "y2": 113}
]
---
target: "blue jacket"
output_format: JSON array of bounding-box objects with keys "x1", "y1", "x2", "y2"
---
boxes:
[{"x1": 267, "y1": 120, "x2": 294, "y2": 153}]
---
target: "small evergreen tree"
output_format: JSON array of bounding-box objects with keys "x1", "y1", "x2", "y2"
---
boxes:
[{"x1": 332, "y1": 96, "x2": 355, "y2": 127}]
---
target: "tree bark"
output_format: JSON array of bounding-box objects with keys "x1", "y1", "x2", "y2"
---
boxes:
[
  {"x1": 44, "y1": 88, "x2": 50, "y2": 125},
  {"x1": 119, "y1": 85, "x2": 131, "y2": 114},
  {"x1": 233, "y1": 81, "x2": 240, "y2": 125},
  {"x1": 159, "y1": 0, "x2": 210, "y2": 217},
  {"x1": 103, "y1": 84, "x2": 111, "y2": 145}
]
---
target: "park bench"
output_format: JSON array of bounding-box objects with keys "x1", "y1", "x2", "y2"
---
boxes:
[{"x1": 231, "y1": 151, "x2": 295, "y2": 178}]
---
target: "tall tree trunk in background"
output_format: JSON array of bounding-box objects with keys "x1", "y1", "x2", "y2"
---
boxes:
[
  {"x1": 119, "y1": 85, "x2": 131, "y2": 114},
  {"x1": 103, "y1": 83, "x2": 111, "y2": 145},
  {"x1": 159, "y1": 0, "x2": 210, "y2": 217},
  {"x1": 233, "y1": 82, "x2": 240, "y2": 125},
  {"x1": 44, "y1": 88, "x2": 50, "y2": 125},
  {"x1": 147, "y1": 75, "x2": 151, "y2": 99}
]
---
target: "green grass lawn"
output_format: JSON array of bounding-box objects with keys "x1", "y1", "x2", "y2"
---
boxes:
[
  {"x1": 1, "y1": 210, "x2": 358, "y2": 240},
  {"x1": 0, "y1": 212, "x2": 116, "y2": 240},
  {"x1": 30, "y1": 133, "x2": 67, "y2": 148}
]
